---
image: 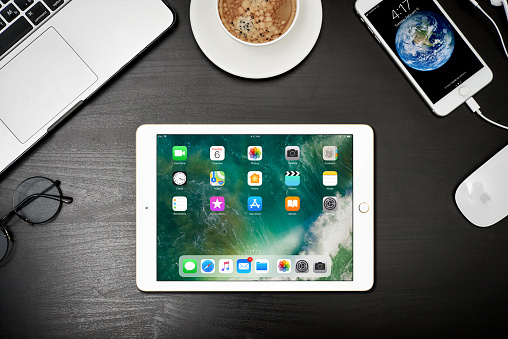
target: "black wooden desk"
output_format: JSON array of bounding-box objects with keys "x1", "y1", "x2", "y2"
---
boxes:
[{"x1": 1, "y1": 0, "x2": 508, "y2": 336}]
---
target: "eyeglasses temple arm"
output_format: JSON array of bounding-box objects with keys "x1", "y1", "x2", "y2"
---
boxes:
[
  {"x1": 14, "y1": 181, "x2": 58, "y2": 213},
  {"x1": 25, "y1": 193, "x2": 73, "y2": 204},
  {"x1": 0, "y1": 210, "x2": 16, "y2": 228}
]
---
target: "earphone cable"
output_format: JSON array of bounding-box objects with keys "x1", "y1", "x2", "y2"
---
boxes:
[{"x1": 470, "y1": 0, "x2": 508, "y2": 59}]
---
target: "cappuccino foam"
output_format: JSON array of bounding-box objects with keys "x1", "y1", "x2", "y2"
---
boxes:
[{"x1": 218, "y1": 0, "x2": 297, "y2": 44}]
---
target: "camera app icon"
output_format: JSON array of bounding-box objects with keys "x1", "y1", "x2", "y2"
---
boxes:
[
  {"x1": 285, "y1": 146, "x2": 300, "y2": 161},
  {"x1": 313, "y1": 261, "x2": 327, "y2": 273}
]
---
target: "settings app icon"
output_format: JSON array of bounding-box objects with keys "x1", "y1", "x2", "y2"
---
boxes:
[
  {"x1": 323, "y1": 196, "x2": 337, "y2": 211},
  {"x1": 295, "y1": 260, "x2": 309, "y2": 273}
]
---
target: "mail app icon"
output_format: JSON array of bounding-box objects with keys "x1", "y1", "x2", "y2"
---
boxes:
[{"x1": 237, "y1": 259, "x2": 251, "y2": 273}]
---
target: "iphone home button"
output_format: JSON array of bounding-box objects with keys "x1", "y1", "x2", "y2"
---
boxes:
[
  {"x1": 359, "y1": 202, "x2": 369, "y2": 213},
  {"x1": 459, "y1": 86, "x2": 469, "y2": 96}
]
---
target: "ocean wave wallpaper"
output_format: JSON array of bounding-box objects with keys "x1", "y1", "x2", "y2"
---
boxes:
[{"x1": 157, "y1": 134, "x2": 353, "y2": 281}]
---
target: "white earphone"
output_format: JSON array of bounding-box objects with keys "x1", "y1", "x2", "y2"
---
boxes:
[
  {"x1": 470, "y1": 0, "x2": 508, "y2": 59},
  {"x1": 490, "y1": 0, "x2": 508, "y2": 21},
  {"x1": 467, "y1": 1, "x2": 508, "y2": 130}
]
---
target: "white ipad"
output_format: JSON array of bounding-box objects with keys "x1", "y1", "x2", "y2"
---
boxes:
[{"x1": 136, "y1": 124, "x2": 374, "y2": 291}]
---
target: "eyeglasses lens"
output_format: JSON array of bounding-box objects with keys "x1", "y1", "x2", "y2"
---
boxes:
[{"x1": 12, "y1": 177, "x2": 63, "y2": 224}]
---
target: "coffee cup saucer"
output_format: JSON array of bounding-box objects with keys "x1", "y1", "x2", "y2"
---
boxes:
[{"x1": 190, "y1": 0, "x2": 323, "y2": 79}]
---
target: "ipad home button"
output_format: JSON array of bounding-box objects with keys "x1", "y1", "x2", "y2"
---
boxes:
[
  {"x1": 359, "y1": 202, "x2": 369, "y2": 213},
  {"x1": 459, "y1": 86, "x2": 469, "y2": 96}
]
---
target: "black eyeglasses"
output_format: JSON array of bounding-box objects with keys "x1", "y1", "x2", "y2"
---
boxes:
[{"x1": 0, "y1": 177, "x2": 73, "y2": 264}]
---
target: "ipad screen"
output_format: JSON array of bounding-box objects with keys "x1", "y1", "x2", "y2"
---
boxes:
[{"x1": 156, "y1": 134, "x2": 353, "y2": 281}]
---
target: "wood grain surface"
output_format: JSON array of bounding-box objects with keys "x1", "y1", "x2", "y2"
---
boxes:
[{"x1": 1, "y1": 0, "x2": 508, "y2": 337}]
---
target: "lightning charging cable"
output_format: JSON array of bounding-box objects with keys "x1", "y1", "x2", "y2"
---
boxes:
[
  {"x1": 469, "y1": 0, "x2": 508, "y2": 59},
  {"x1": 466, "y1": 97, "x2": 508, "y2": 129}
]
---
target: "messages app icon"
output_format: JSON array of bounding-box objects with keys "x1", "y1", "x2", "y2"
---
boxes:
[{"x1": 182, "y1": 259, "x2": 197, "y2": 273}]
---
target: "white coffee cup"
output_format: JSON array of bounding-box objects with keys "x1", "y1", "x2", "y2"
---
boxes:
[{"x1": 216, "y1": 0, "x2": 300, "y2": 46}]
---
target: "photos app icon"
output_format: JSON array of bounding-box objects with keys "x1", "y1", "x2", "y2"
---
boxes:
[{"x1": 248, "y1": 146, "x2": 262, "y2": 161}]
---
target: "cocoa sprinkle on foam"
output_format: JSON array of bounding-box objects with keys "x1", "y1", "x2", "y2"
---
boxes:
[{"x1": 219, "y1": 0, "x2": 295, "y2": 44}]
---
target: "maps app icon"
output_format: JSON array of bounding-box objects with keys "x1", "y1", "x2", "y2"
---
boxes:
[
  {"x1": 210, "y1": 171, "x2": 225, "y2": 186},
  {"x1": 285, "y1": 171, "x2": 300, "y2": 186}
]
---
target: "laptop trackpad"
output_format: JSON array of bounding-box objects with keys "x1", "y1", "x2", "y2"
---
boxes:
[{"x1": 0, "y1": 27, "x2": 97, "y2": 143}]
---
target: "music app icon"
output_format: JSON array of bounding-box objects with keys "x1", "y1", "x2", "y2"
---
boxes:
[{"x1": 219, "y1": 259, "x2": 233, "y2": 273}]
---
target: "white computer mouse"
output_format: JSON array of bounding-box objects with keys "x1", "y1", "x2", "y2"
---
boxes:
[{"x1": 455, "y1": 145, "x2": 508, "y2": 227}]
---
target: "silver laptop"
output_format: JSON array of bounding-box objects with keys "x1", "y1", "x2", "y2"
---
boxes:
[{"x1": 0, "y1": 0, "x2": 175, "y2": 174}]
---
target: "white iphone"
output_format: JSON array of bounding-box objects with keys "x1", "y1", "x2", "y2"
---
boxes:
[{"x1": 355, "y1": 0, "x2": 493, "y2": 116}]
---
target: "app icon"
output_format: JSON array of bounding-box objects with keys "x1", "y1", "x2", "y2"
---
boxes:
[
  {"x1": 323, "y1": 196, "x2": 338, "y2": 211},
  {"x1": 323, "y1": 171, "x2": 338, "y2": 186},
  {"x1": 314, "y1": 261, "x2": 327, "y2": 273},
  {"x1": 172, "y1": 196, "x2": 187, "y2": 211},
  {"x1": 219, "y1": 259, "x2": 233, "y2": 273},
  {"x1": 285, "y1": 196, "x2": 300, "y2": 211},
  {"x1": 248, "y1": 196, "x2": 262, "y2": 211},
  {"x1": 295, "y1": 260, "x2": 309, "y2": 273},
  {"x1": 210, "y1": 171, "x2": 225, "y2": 186},
  {"x1": 210, "y1": 196, "x2": 225, "y2": 211},
  {"x1": 285, "y1": 146, "x2": 300, "y2": 160},
  {"x1": 173, "y1": 171, "x2": 187, "y2": 186},
  {"x1": 255, "y1": 259, "x2": 269, "y2": 273},
  {"x1": 248, "y1": 171, "x2": 262, "y2": 186},
  {"x1": 201, "y1": 259, "x2": 215, "y2": 273},
  {"x1": 323, "y1": 146, "x2": 338, "y2": 161},
  {"x1": 172, "y1": 146, "x2": 187, "y2": 161},
  {"x1": 248, "y1": 146, "x2": 262, "y2": 161},
  {"x1": 285, "y1": 171, "x2": 300, "y2": 186},
  {"x1": 210, "y1": 146, "x2": 225, "y2": 161},
  {"x1": 237, "y1": 258, "x2": 251, "y2": 273},
  {"x1": 182, "y1": 259, "x2": 197, "y2": 273},
  {"x1": 277, "y1": 259, "x2": 291, "y2": 273}
]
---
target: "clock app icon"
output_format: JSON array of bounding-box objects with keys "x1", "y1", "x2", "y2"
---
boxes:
[{"x1": 172, "y1": 171, "x2": 187, "y2": 186}]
